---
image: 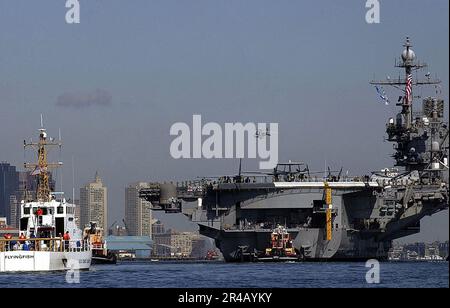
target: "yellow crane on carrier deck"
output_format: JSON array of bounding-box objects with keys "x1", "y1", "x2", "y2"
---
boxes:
[{"x1": 324, "y1": 182, "x2": 332, "y2": 241}]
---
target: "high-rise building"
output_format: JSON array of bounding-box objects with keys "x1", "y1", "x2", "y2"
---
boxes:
[
  {"x1": 74, "y1": 199, "x2": 80, "y2": 228},
  {"x1": 80, "y1": 172, "x2": 108, "y2": 231},
  {"x1": 151, "y1": 219, "x2": 165, "y2": 240},
  {"x1": 18, "y1": 171, "x2": 38, "y2": 196},
  {"x1": 9, "y1": 171, "x2": 37, "y2": 228},
  {"x1": 125, "y1": 182, "x2": 153, "y2": 237},
  {"x1": 8, "y1": 195, "x2": 20, "y2": 229},
  {"x1": 0, "y1": 162, "x2": 19, "y2": 219}
]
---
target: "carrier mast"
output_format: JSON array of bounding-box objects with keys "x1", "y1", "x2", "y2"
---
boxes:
[{"x1": 371, "y1": 37, "x2": 448, "y2": 176}]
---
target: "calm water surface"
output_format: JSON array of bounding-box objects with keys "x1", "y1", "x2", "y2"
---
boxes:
[{"x1": 0, "y1": 261, "x2": 447, "y2": 288}]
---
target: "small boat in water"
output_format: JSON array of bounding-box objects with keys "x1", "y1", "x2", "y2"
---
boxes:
[
  {"x1": 84, "y1": 222, "x2": 117, "y2": 265},
  {"x1": 255, "y1": 225, "x2": 301, "y2": 262},
  {"x1": 0, "y1": 125, "x2": 92, "y2": 272}
]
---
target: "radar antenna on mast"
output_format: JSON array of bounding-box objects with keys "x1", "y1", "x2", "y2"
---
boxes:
[
  {"x1": 23, "y1": 118, "x2": 63, "y2": 202},
  {"x1": 370, "y1": 38, "x2": 448, "y2": 179},
  {"x1": 371, "y1": 37, "x2": 441, "y2": 129}
]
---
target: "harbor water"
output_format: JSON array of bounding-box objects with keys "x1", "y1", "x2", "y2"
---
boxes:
[{"x1": 0, "y1": 261, "x2": 448, "y2": 288}]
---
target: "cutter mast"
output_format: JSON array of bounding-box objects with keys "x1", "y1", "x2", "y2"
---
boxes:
[{"x1": 23, "y1": 119, "x2": 62, "y2": 202}]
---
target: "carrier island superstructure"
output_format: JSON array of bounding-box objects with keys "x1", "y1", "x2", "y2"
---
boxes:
[{"x1": 140, "y1": 38, "x2": 449, "y2": 262}]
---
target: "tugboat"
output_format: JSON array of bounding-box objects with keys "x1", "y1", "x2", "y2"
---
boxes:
[
  {"x1": 256, "y1": 225, "x2": 300, "y2": 262},
  {"x1": 84, "y1": 222, "x2": 117, "y2": 264},
  {"x1": 0, "y1": 124, "x2": 92, "y2": 272},
  {"x1": 205, "y1": 249, "x2": 220, "y2": 261}
]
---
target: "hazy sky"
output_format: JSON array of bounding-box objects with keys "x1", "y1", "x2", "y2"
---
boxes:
[{"x1": 0, "y1": 0, "x2": 448, "y2": 243}]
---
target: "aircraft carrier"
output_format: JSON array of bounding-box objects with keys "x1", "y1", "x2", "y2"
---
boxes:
[{"x1": 140, "y1": 38, "x2": 449, "y2": 262}]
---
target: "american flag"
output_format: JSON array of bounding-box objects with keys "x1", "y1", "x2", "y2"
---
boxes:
[
  {"x1": 31, "y1": 166, "x2": 47, "y2": 175},
  {"x1": 405, "y1": 74, "x2": 413, "y2": 103}
]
